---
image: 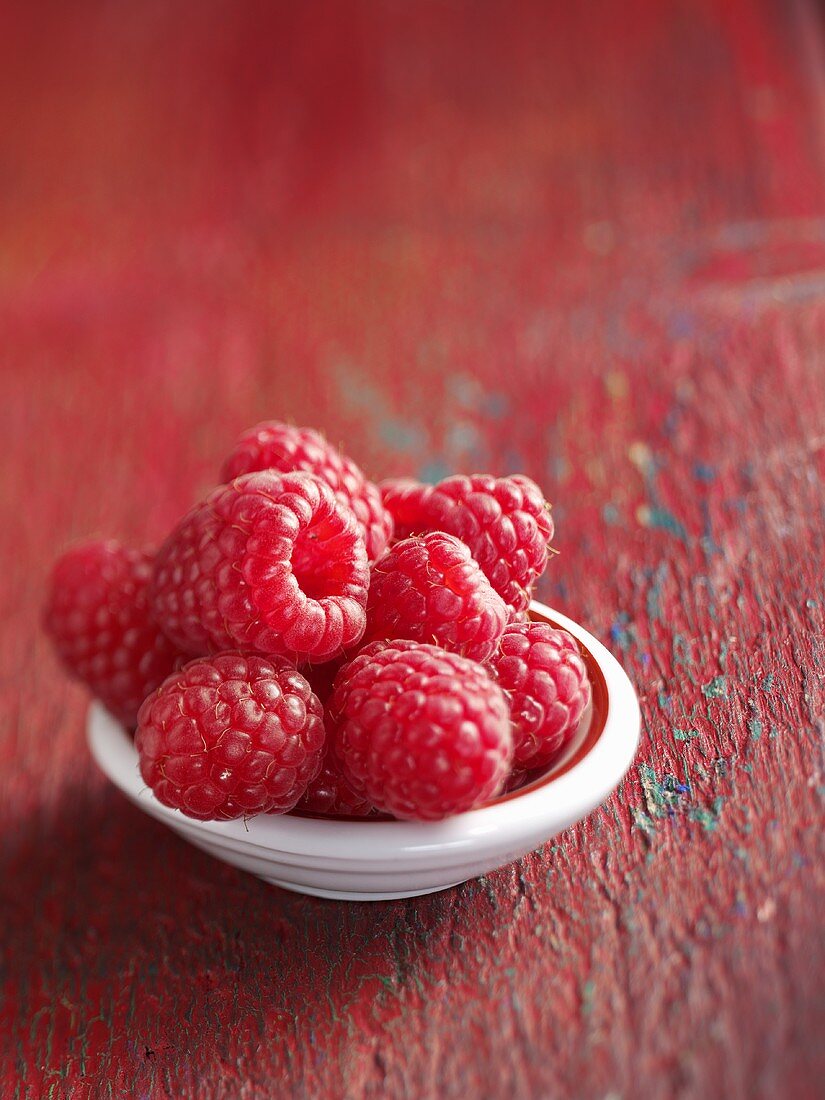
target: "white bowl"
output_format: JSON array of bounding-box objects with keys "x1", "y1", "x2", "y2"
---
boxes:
[{"x1": 87, "y1": 602, "x2": 640, "y2": 901}]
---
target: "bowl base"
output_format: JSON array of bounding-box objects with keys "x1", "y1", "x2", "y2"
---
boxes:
[{"x1": 264, "y1": 878, "x2": 463, "y2": 902}]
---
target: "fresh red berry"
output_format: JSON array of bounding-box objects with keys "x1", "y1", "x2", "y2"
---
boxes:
[
  {"x1": 330, "y1": 640, "x2": 512, "y2": 821},
  {"x1": 150, "y1": 471, "x2": 369, "y2": 662},
  {"x1": 364, "y1": 531, "x2": 508, "y2": 661},
  {"x1": 503, "y1": 767, "x2": 530, "y2": 793},
  {"x1": 43, "y1": 540, "x2": 184, "y2": 726},
  {"x1": 136, "y1": 652, "x2": 326, "y2": 820},
  {"x1": 221, "y1": 421, "x2": 393, "y2": 560},
  {"x1": 381, "y1": 474, "x2": 553, "y2": 615},
  {"x1": 378, "y1": 478, "x2": 430, "y2": 540},
  {"x1": 296, "y1": 750, "x2": 376, "y2": 817},
  {"x1": 487, "y1": 622, "x2": 591, "y2": 769}
]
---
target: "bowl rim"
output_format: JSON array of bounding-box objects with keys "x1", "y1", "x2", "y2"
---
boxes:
[{"x1": 87, "y1": 601, "x2": 640, "y2": 869}]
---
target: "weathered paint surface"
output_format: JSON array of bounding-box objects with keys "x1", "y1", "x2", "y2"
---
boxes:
[{"x1": 1, "y1": 1, "x2": 824, "y2": 1097}]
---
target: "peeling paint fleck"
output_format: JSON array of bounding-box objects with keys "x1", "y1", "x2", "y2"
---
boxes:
[
  {"x1": 689, "y1": 797, "x2": 725, "y2": 833},
  {"x1": 636, "y1": 504, "x2": 688, "y2": 541},
  {"x1": 702, "y1": 676, "x2": 728, "y2": 699},
  {"x1": 639, "y1": 764, "x2": 690, "y2": 819},
  {"x1": 674, "y1": 728, "x2": 701, "y2": 741}
]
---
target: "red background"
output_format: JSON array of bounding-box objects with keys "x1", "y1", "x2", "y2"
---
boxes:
[{"x1": 2, "y1": 1, "x2": 824, "y2": 1096}]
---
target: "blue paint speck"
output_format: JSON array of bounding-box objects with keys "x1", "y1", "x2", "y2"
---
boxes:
[
  {"x1": 483, "y1": 392, "x2": 509, "y2": 419},
  {"x1": 702, "y1": 675, "x2": 727, "y2": 699},
  {"x1": 641, "y1": 506, "x2": 688, "y2": 541},
  {"x1": 610, "y1": 614, "x2": 634, "y2": 650},
  {"x1": 693, "y1": 463, "x2": 717, "y2": 482}
]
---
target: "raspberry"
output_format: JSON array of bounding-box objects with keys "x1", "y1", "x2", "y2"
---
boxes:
[
  {"x1": 364, "y1": 532, "x2": 508, "y2": 661},
  {"x1": 378, "y1": 478, "x2": 430, "y2": 540},
  {"x1": 487, "y1": 622, "x2": 591, "y2": 769},
  {"x1": 150, "y1": 471, "x2": 369, "y2": 662},
  {"x1": 330, "y1": 640, "x2": 512, "y2": 821},
  {"x1": 381, "y1": 474, "x2": 553, "y2": 615},
  {"x1": 221, "y1": 421, "x2": 393, "y2": 560},
  {"x1": 43, "y1": 540, "x2": 184, "y2": 726},
  {"x1": 296, "y1": 750, "x2": 376, "y2": 817},
  {"x1": 503, "y1": 767, "x2": 530, "y2": 793},
  {"x1": 136, "y1": 652, "x2": 326, "y2": 820}
]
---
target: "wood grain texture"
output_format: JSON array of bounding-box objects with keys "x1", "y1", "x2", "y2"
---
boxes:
[{"x1": 1, "y1": 1, "x2": 824, "y2": 1097}]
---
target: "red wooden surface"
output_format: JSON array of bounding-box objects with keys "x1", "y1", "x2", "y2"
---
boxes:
[{"x1": 2, "y1": 1, "x2": 824, "y2": 1096}]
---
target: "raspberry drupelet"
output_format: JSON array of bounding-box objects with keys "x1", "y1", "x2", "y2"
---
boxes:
[
  {"x1": 43, "y1": 540, "x2": 185, "y2": 726},
  {"x1": 136, "y1": 652, "x2": 326, "y2": 820},
  {"x1": 330, "y1": 640, "x2": 512, "y2": 821},
  {"x1": 487, "y1": 621, "x2": 591, "y2": 769},
  {"x1": 221, "y1": 421, "x2": 394, "y2": 560},
  {"x1": 380, "y1": 474, "x2": 554, "y2": 616},
  {"x1": 150, "y1": 471, "x2": 369, "y2": 662},
  {"x1": 364, "y1": 531, "x2": 508, "y2": 661}
]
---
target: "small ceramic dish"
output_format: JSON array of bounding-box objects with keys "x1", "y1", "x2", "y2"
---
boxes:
[{"x1": 87, "y1": 602, "x2": 640, "y2": 901}]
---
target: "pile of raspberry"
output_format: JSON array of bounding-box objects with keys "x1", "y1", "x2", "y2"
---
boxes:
[{"x1": 44, "y1": 421, "x2": 591, "y2": 823}]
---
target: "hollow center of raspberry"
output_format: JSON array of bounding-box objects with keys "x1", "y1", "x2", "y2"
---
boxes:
[{"x1": 291, "y1": 516, "x2": 351, "y2": 600}]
